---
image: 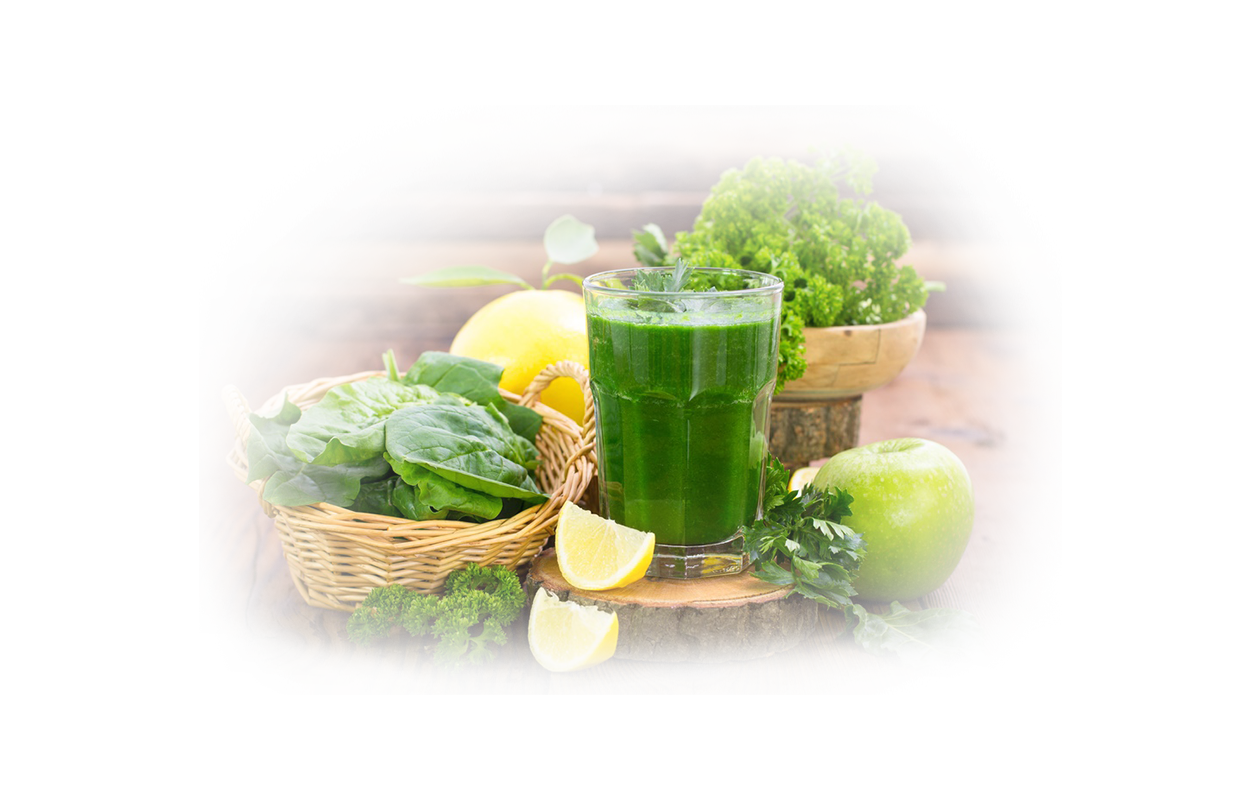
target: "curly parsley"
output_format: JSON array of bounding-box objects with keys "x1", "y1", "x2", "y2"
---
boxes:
[{"x1": 635, "y1": 151, "x2": 940, "y2": 390}]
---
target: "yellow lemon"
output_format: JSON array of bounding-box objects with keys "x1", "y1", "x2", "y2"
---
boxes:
[
  {"x1": 789, "y1": 466, "x2": 820, "y2": 492},
  {"x1": 555, "y1": 501, "x2": 655, "y2": 591},
  {"x1": 449, "y1": 289, "x2": 588, "y2": 423},
  {"x1": 527, "y1": 588, "x2": 618, "y2": 672}
]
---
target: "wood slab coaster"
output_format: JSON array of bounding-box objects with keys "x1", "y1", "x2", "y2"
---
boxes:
[{"x1": 526, "y1": 549, "x2": 818, "y2": 663}]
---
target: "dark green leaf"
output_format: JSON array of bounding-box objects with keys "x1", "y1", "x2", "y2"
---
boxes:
[
  {"x1": 385, "y1": 405, "x2": 548, "y2": 502},
  {"x1": 285, "y1": 378, "x2": 445, "y2": 466},
  {"x1": 750, "y1": 560, "x2": 795, "y2": 585},
  {"x1": 349, "y1": 474, "x2": 515, "y2": 522},
  {"x1": 400, "y1": 351, "x2": 543, "y2": 441},
  {"x1": 402, "y1": 352, "x2": 503, "y2": 406},
  {"x1": 501, "y1": 402, "x2": 543, "y2": 441}
]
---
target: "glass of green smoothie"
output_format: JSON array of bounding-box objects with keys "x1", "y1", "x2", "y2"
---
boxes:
[{"x1": 583, "y1": 266, "x2": 783, "y2": 579}]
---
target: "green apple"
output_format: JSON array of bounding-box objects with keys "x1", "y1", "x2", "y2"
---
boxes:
[{"x1": 813, "y1": 438, "x2": 973, "y2": 602}]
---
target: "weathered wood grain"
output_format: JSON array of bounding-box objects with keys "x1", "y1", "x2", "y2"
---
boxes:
[
  {"x1": 199, "y1": 188, "x2": 1063, "y2": 243},
  {"x1": 199, "y1": 107, "x2": 1063, "y2": 162},
  {"x1": 769, "y1": 396, "x2": 863, "y2": 471}
]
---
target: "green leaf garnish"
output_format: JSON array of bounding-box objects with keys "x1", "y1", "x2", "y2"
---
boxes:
[
  {"x1": 740, "y1": 456, "x2": 865, "y2": 610},
  {"x1": 630, "y1": 259, "x2": 694, "y2": 293},
  {"x1": 402, "y1": 265, "x2": 534, "y2": 289},
  {"x1": 847, "y1": 601, "x2": 980, "y2": 662}
]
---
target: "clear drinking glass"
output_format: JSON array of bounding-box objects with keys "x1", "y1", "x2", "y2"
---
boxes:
[{"x1": 582, "y1": 267, "x2": 783, "y2": 578}]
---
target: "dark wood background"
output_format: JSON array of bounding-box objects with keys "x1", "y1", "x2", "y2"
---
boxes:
[{"x1": 199, "y1": 104, "x2": 1063, "y2": 340}]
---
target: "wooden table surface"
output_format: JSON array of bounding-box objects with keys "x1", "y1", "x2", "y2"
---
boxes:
[{"x1": 198, "y1": 237, "x2": 1059, "y2": 695}]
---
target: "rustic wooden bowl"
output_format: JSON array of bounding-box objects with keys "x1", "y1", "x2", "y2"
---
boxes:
[{"x1": 779, "y1": 309, "x2": 927, "y2": 400}]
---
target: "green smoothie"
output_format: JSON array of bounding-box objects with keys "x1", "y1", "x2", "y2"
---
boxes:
[{"x1": 587, "y1": 312, "x2": 778, "y2": 546}]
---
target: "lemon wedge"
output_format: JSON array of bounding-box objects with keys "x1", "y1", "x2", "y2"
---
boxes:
[
  {"x1": 789, "y1": 466, "x2": 820, "y2": 492},
  {"x1": 555, "y1": 502, "x2": 655, "y2": 591},
  {"x1": 527, "y1": 588, "x2": 618, "y2": 672}
]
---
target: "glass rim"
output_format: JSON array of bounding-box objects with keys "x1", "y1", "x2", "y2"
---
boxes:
[{"x1": 582, "y1": 266, "x2": 784, "y2": 298}]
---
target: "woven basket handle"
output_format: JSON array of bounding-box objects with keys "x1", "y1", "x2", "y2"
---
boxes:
[
  {"x1": 518, "y1": 360, "x2": 594, "y2": 442},
  {"x1": 223, "y1": 385, "x2": 254, "y2": 446}
]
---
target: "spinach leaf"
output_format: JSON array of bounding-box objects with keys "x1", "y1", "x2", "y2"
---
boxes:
[
  {"x1": 245, "y1": 394, "x2": 302, "y2": 481},
  {"x1": 500, "y1": 402, "x2": 544, "y2": 442},
  {"x1": 848, "y1": 601, "x2": 980, "y2": 661},
  {"x1": 403, "y1": 352, "x2": 502, "y2": 405},
  {"x1": 245, "y1": 351, "x2": 551, "y2": 518},
  {"x1": 247, "y1": 395, "x2": 390, "y2": 507},
  {"x1": 385, "y1": 405, "x2": 549, "y2": 502},
  {"x1": 286, "y1": 378, "x2": 446, "y2": 466},
  {"x1": 401, "y1": 351, "x2": 543, "y2": 440},
  {"x1": 352, "y1": 473, "x2": 503, "y2": 522}
]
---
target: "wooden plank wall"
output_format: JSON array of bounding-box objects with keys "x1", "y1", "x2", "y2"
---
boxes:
[{"x1": 199, "y1": 105, "x2": 1063, "y2": 337}]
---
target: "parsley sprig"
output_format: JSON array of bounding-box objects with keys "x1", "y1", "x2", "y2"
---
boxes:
[
  {"x1": 741, "y1": 457, "x2": 866, "y2": 609},
  {"x1": 746, "y1": 457, "x2": 980, "y2": 658},
  {"x1": 630, "y1": 259, "x2": 693, "y2": 293}
]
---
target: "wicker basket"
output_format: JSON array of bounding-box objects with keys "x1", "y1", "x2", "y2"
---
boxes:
[{"x1": 224, "y1": 360, "x2": 596, "y2": 612}]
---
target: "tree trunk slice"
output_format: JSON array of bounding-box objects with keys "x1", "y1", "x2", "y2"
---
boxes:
[
  {"x1": 769, "y1": 394, "x2": 862, "y2": 471},
  {"x1": 526, "y1": 549, "x2": 818, "y2": 662}
]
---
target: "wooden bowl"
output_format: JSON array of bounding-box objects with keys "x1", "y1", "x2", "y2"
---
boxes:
[{"x1": 779, "y1": 310, "x2": 926, "y2": 400}]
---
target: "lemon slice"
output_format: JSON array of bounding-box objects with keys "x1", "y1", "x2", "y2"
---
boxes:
[
  {"x1": 555, "y1": 502, "x2": 655, "y2": 590},
  {"x1": 789, "y1": 466, "x2": 820, "y2": 492},
  {"x1": 527, "y1": 588, "x2": 618, "y2": 672}
]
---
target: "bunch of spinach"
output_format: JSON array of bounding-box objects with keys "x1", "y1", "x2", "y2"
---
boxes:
[
  {"x1": 246, "y1": 351, "x2": 549, "y2": 522},
  {"x1": 744, "y1": 456, "x2": 980, "y2": 660},
  {"x1": 634, "y1": 150, "x2": 943, "y2": 391}
]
